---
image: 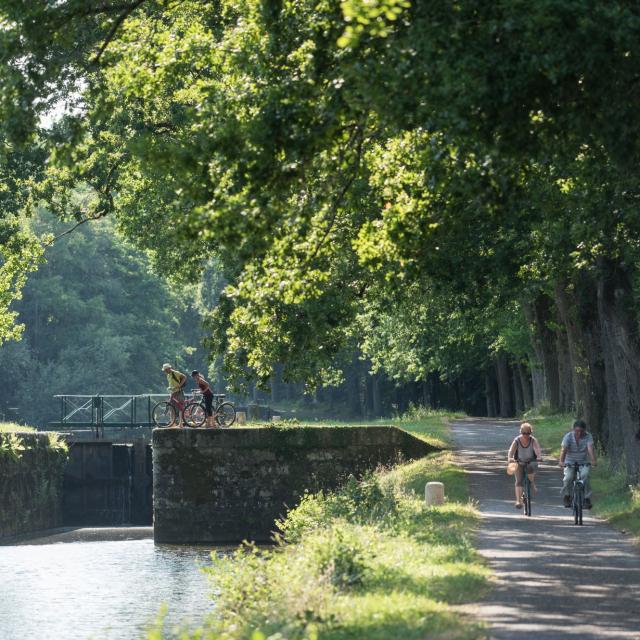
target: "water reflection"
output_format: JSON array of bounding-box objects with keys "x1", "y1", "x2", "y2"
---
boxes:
[{"x1": 0, "y1": 538, "x2": 216, "y2": 640}]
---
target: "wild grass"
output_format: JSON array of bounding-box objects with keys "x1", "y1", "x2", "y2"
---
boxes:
[
  {"x1": 0, "y1": 421, "x2": 35, "y2": 433},
  {"x1": 0, "y1": 429, "x2": 68, "y2": 461},
  {"x1": 157, "y1": 413, "x2": 488, "y2": 640},
  {"x1": 524, "y1": 411, "x2": 640, "y2": 539},
  {"x1": 248, "y1": 407, "x2": 460, "y2": 450}
]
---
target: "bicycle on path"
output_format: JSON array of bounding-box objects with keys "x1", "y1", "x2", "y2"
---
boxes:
[
  {"x1": 521, "y1": 461, "x2": 534, "y2": 517},
  {"x1": 568, "y1": 462, "x2": 590, "y2": 526},
  {"x1": 184, "y1": 392, "x2": 236, "y2": 428}
]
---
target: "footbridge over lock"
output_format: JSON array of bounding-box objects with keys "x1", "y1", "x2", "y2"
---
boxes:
[
  {"x1": 47, "y1": 394, "x2": 276, "y2": 441},
  {"x1": 152, "y1": 425, "x2": 438, "y2": 544}
]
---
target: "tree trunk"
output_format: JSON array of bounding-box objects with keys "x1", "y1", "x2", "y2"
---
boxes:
[
  {"x1": 484, "y1": 372, "x2": 496, "y2": 417},
  {"x1": 554, "y1": 274, "x2": 606, "y2": 441},
  {"x1": 596, "y1": 258, "x2": 640, "y2": 478},
  {"x1": 529, "y1": 355, "x2": 546, "y2": 406},
  {"x1": 518, "y1": 362, "x2": 534, "y2": 410},
  {"x1": 372, "y1": 373, "x2": 382, "y2": 417},
  {"x1": 554, "y1": 320, "x2": 575, "y2": 412},
  {"x1": 524, "y1": 294, "x2": 561, "y2": 411},
  {"x1": 512, "y1": 362, "x2": 524, "y2": 415},
  {"x1": 430, "y1": 373, "x2": 439, "y2": 409},
  {"x1": 350, "y1": 358, "x2": 363, "y2": 417},
  {"x1": 495, "y1": 351, "x2": 514, "y2": 417},
  {"x1": 271, "y1": 364, "x2": 283, "y2": 403}
]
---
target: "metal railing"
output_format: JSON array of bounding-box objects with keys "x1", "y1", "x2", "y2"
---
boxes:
[
  {"x1": 54, "y1": 394, "x2": 186, "y2": 431},
  {"x1": 50, "y1": 393, "x2": 272, "y2": 437}
]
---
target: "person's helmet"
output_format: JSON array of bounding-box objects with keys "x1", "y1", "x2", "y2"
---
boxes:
[
  {"x1": 191, "y1": 370, "x2": 199, "y2": 377},
  {"x1": 162, "y1": 363, "x2": 171, "y2": 371}
]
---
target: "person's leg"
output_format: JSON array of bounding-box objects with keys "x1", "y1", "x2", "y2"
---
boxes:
[
  {"x1": 514, "y1": 466, "x2": 524, "y2": 507},
  {"x1": 562, "y1": 465, "x2": 575, "y2": 504},
  {"x1": 579, "y1": 464, "x2": 592, "y2": 503},
  {"x1": 205, "y1": 394, "x2": 214, "y2": 427},
  {"x1": 169, "y1": 394, "x2": 180, "y2": 428},
  {"x1": 177, "y1": 391, "x2": 185, "y2": 427},
  {"x1": 528, "y1": 461, "x2": 538, "y2": 494}
]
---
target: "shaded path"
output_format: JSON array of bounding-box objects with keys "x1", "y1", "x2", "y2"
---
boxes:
[{"x1": 452, "y1": 418, "x2": 640, "y2": 640}]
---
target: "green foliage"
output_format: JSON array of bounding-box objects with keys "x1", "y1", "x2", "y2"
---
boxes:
[
  {"x1": 0, "y1": 429, "x2": 67, "y2": 464},
  {"x1": 0, "y1": 421, "x2": 33, "y2": 433},
  {"x1": 338, "y1": 0, "x2": 411, "y2": 48},
  {"x1": 0, "y1": 432, "x2": 25, "y2": 461},
  {"x1": 591, "y1": 460, "x2": 640, "y2": 539},
  {"x1": 5, "y1": 0, "x2": 640, "y2": 429},
  {"x1": 0, "y1": 218, "x2": 44, "y2": 344},
  {"x1": 395, "y1": 407, "x2": 458, "y2": 449},
  {"x1": 0, "y1": 210, "x2": 208, "y2": 426},
  {"x1": 199, "y1": 441, "x2": 488, "y2": 640}
]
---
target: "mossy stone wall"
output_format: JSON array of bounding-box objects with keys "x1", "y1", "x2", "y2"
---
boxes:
[
  {"x1": 153, "y1": 426, "x2": 436, "y2": 543},
  {"x1": 0, "y1": 432, "x2": 68, "y2": 540}
]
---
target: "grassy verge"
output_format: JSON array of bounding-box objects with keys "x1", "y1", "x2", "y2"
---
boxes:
[
  {"x1": 523, "y1": 412, "x2": 640, "y2": 538},
  {"x1": 247, "y1": 406, "x2": 462, "y2": 450},
  {"x1": 0, "y1": 422, "x2": 34, "y2": 433},
  {"x1": 165, "y1": 413, "x2": 488, "y2": 640}
]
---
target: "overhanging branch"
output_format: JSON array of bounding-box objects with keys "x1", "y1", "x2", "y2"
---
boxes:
[
  {"x1": 90, "y1": 0, "x2": 147, "y2": 66},
  {"x1": 44, "y1": 210, "x2": 109, "y2": 247}
]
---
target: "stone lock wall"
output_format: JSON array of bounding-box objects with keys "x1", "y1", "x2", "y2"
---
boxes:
[
  {"x1": 0, "y1": 432, "x2": 68, "y2": 539},
  {"x1": 153, "y1": 426, "x2": 436, "y2": 543}
]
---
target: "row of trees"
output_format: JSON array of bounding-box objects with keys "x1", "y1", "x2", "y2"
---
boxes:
[
  {"x1": 2, "y1": 211, "x2": 462, "y2": 426},
  {"x1": 0, "y1": 211, "x2": 207, "y2": 426},
  {"x1": 1, "y1": 2, "x2": 640, "y2": 475}
]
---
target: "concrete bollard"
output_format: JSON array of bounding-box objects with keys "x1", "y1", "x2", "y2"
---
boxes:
[
  {"x1": 236, "y1": 411, "x2": 247, "y2": 425},
  {"x1": 272, "y1": 415, "x2": 281, "y2": 423},
  {"x1": 425, "y1": 481, "x2": 445, "y2": 506}
]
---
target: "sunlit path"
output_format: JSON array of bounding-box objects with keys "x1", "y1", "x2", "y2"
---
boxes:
[{"x1": 453, "y1": 418, "x2": 640, "y2": 640}]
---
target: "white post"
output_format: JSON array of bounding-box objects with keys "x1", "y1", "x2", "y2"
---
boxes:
[
  {"x1": 236, "y1": 411, "x2": 247, "y2": 425},
  {"x1": 425, "y1": 482, "x2": 445, "y2": 506}
]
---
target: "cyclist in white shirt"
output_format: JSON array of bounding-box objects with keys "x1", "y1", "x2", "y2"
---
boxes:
[{"x1": 559, "y1": 419, "x2": 597, "y2": 509}]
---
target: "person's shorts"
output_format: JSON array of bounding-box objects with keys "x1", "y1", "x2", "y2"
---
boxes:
[
  {"x1": 203, "y1": 392, "x2": 213, "y2": 417},
  {"x1": 171, "y1": 390, "x2": 185, "y2": 405},
  {"x1": 514, "y1": 461, "x2": 538, "y2": 486}
]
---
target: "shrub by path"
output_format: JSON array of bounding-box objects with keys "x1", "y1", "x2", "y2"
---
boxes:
[{"x1": 452, "y1": 417, "x2": 640, "y2": 640}]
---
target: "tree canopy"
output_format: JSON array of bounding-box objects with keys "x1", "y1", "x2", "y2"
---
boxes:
[{"x1": 2, "y1": 0, "x2": 640, "y2": 474}]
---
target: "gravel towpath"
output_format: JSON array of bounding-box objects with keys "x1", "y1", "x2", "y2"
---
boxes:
[{"x1": 452, "y1": 418, "x2": 640, "y2": 640}]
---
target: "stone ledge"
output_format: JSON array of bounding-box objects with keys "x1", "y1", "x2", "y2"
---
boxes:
[{"x1": 152, "y1": 426, "x2": 437, "y2": 544}]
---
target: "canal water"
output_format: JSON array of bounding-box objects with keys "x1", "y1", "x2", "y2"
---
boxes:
[{"x1": 0, "y1": 530, "x2": 217, "y2": 640}]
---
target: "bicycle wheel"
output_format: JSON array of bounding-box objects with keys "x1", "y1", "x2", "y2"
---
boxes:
[
  {"x1": 573, "y1": 483, "x2": 582, "y2": 525},
  {"x1": 215, "y1": 402, "x2": 236, "y2": 428},
  {"x1": 524, "y1": 477, "x2": 532, "y2": 517},
  {"x1": 577, "y1": 483, "x2": 584, "y2": 525},
  {"x1": 184, "y1": 401, "x2": 206, "y2": 427},
  {"x1": 152, "y1": 401, "x2": 177, "y2": 428}
]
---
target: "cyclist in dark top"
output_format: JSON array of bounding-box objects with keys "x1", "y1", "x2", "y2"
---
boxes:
[{"x1": 191, "y1": 370, "x2": 215, "y2": 427}]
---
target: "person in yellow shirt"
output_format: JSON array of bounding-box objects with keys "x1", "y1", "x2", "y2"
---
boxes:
[{"x1": 162, "y1": 363, "x2": 187, "y2": 427}]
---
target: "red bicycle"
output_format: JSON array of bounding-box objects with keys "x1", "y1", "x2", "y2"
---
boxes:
[{"x1": 152, "y1": 391, "x2": 202, "y2": 428}]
